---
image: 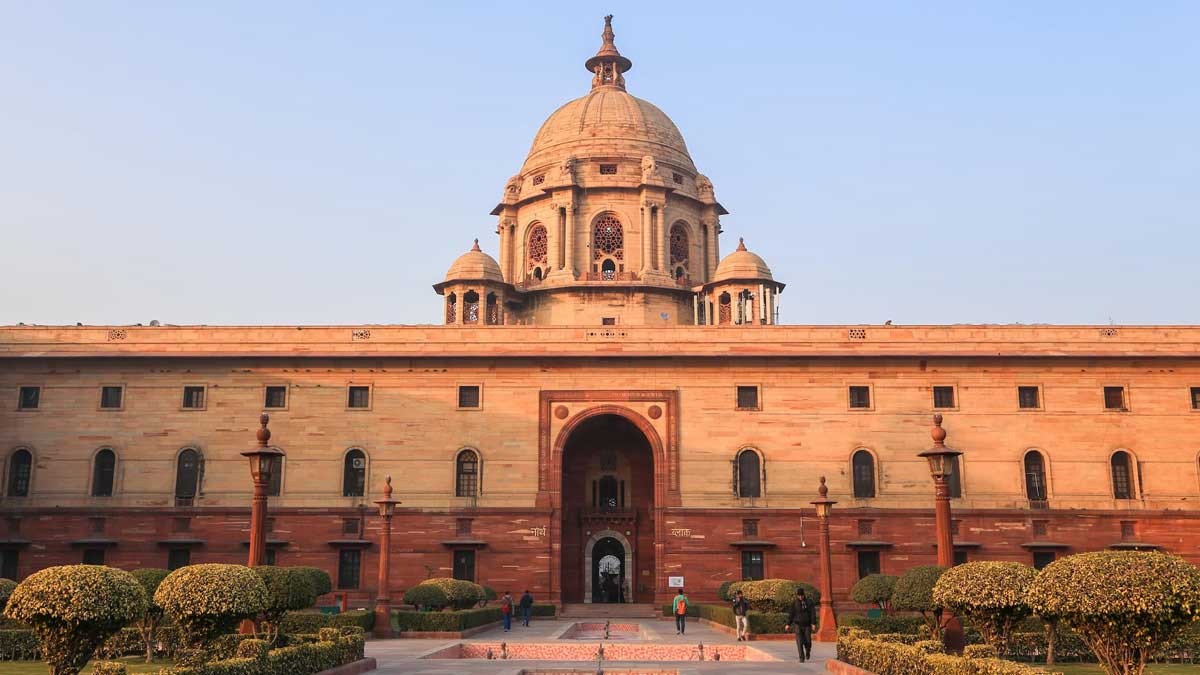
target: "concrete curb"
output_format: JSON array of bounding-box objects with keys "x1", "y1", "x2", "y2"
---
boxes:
[{"x1": 317, "y1": 657, "x2": 377, "y2": 675}]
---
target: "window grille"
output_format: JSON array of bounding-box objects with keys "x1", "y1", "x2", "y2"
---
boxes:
[
  {"x1": 741, "y1": 551, "x2": 764, "y2": 581},
  {"x1": 1018, "y1": 386, "x2": 1040, "y2": 409},
  {"x1": 848, "y1": 328, "x2": 867, "y2": 340},
  {"x1": 182, "y1": 386, "x2": 205, "y2": 409},
  {"x1": 343, "y1": 450, "x2": 366, "y2": 497},
  {"x1": 592, "y1": 215, "x2": 624, "y2": 260},
  {"x1": 599, "y1": 164, "x2": 617, "y2": 175},
  {"x1": 456, "y1": 450, "x2": 479, "y2": 497},
  {"x1": 1024, "y1": 451, "x2": 1047, "y2": 501},
  {"x1": 933, "y1": 386, "x2": 955, "y2": 409},
  {"x1": 174, "y1": 449, "x2": 200, "y2": 506},
  {"x1": 857, "y1": 520, "x2": 874, "y2": 536},
  {"x1": 6, "y1": 449, "x2": 31, "y2": 497},
  {"x1": 532, "y1": 174, "x2": 545, "y2": 186},
  {"x1": 852, "y1": 450, "x2": 876, "y2": 498},
  {"x1": 527, "y1": 225, "x2": 548, "y2": 272},
  {"x1": 337, "y1": 549, "x2": 361, "y2": 589},
  {"x1": 1111, "y1": 452, "x2": 1133, "y2": 499},
  {"x1": 458, "y1": 386, "x2": 481, "y2": 408},
  {"x1": 743, "y1": 519, "x2": 759, "y2": 537},
  {"x1": 1104, "y1": 386, "x2": 1126, "y2": 410},
  {"x1": 18, "y1": 386, "x2": 39, "y2": 410},
  {"x1": 265, "y1": 386, "x2": 287, "y2": 409},
  {"x1": 669, "y1": 222, "x2": 689, "y2": 267},
  {"x1": 463, "y1": 291, "x2": 480, "y2": 324},
  {"x1": 734, "y1": 449, "x2": 761, "y2": 498},
  {"x1": 347, "y1": 386, "x2": 370, "y2": 408},
  {"x1": 100, "y1": 386, "x2": 123, "y2": 409},
  {"x1": 849, "y1": 386, "x2": 871, "y2": 409},
  {"x1": 736, "y1": 385, "x2": 759, "y2": 410},
  {"x1": 445, "y1": 293, "x2": 457, "y2": 324}
]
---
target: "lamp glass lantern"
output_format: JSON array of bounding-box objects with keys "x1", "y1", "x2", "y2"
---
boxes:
[
  {"x1": 918, "y1": 448, "x2": 962, "y2": 480},
  {"x1": 242, "y1": 447, "x2": 284, "y2": 484}
]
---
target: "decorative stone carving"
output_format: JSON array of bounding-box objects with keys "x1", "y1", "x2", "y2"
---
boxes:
[
  {"x1": 696, "y1": 174, "x2": 714, "y2": 200},
  {"x1": 641, "y1": 155, "x2": 657, "y2": 182},
  {"x1": 559, "y1": 155, "x2": 575, "y2": 183},
  {"x1": 504, "y1": 175, "x2": 522, "y2": 200}
]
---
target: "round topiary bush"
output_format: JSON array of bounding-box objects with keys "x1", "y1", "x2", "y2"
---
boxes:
[
  {"x1": 408, "y1": 578, "x2": 483, "y2": 610},
  {"x1": 1026, "y1": 551, "x2": 1200, "y2": 675},
  {"x1": 717, "y1": 580, "x2": 736, "y2": 602},
  {"x1": 852, "y1": 574, "x2": 898, "y2": 611},
  {"x1": 933, "y1": 561, "x2": 1036, "y2": 651},
  {"x1": 731, "y1": 579, "x2": 820, "y2": 612},
  {"x1": 129, "y1": 568, "x2": 170, "y2": 663},
  {"x1": 255, "y1": 566, "x2": 319, "y2": 643},
  {"x1": 0, "y1": 577, "x2": 17, "y2": 612},
  {"x1": 480, "y1": 585, "x2": 498, "y2": 607},
  {"x1": 155, "y1": 564, "x2": 268, "y2": 648},
  {"x1": 402, "y1": 582, "x2": 449, "y2": 610},
  {"x1": 3, "y1": 565, "x2": 147, "y2": 675},
  {"x1": 293, "y1": 566, "x2": 333, "y2": 598},
  {"x1": 892, "y1": 566, "x2": 947, "y2": 639}
]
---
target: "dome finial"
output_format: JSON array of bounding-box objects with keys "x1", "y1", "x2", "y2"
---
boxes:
[
  {"x1": 471, "y1": 238, "x2": 481, "y2": 252},
  {"x1": 736, "y1": 237, "x2": 747, "y2": 252},
  {"x1": 585, "y1": 15, "x2": 632, "y2": 90}
]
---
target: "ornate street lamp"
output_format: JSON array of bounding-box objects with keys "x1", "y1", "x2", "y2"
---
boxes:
[
  {"x1": 241, "y1": 413, "x2": 285, "y2": 633},
  {"x1": 811, "y1": 476, "x2": 838, "y2": 642},
  {"x1": 917, "y1": 413, "x2": 964, "y2": 651},
  {"x1": 373, "y1": 475, "x2": 400, "y2": 639}
]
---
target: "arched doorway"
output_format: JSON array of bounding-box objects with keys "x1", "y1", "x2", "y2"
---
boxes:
[{"x1": 560, "y1": 413, "x2": 655, "y2": 603}]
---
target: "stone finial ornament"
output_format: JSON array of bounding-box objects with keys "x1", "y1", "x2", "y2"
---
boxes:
[
  {"x1": 931, "y1": 413, "x2": 947, "y2": 446},
  {"x1": 585, "y1": 15, "x2": 632, "y2": 89},
  {"x1": 256, "y1": 413, "x2": 270, "y2": 446},
  {"x1": 736, "y1": 237, "x2": 747, "y2": 252},
  {"x1": 383, "y1": 475, "x2": 393, "y2": 500},
  {"x1": 818, "y1": 475, "x2": 829, "y2": 498},
  {"x1": 471, "y1": 238, "x2": 481, "y2": 252}
]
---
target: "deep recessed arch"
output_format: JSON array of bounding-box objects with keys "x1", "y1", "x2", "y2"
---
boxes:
[
  {"x1": 174, "y1": 447, "x2": 202, "y2": 506},
  {"x1": 852, "y1": 448, "x2": 877, "y2": 499},
  {"x1": 343, "y1": 448, "x2": 368, "y2": 497},
  {"x1": 1023, "y1": 449, "x2": 1049, "y2": 501},
  {"x1": 734, "y1": 447, "x2": 763, "y2": 498},
  {"x1": 551, "y1": 405, "x2": 667, "y2": 508},
  {"x1": 91, "y1": 447, "x2": 117, "y2": 497},
  {"x1": 6, "y1": 447, "x2": 33, "y2": 497}
]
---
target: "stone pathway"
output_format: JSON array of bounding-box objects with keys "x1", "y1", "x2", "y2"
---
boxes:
[{"x1": 366, "y1": 617, "x2": 833, "y2": 674}]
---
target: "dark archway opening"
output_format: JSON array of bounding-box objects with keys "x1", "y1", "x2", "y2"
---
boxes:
[{"x1": 560, "y1": 413, "x2": 655, "y2": 604}]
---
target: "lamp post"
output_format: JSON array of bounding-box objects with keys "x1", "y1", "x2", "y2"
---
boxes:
[
  {"x1": 811, "y1": 476, "x2": 838, "y2": 642},
  {"x1": 373, "y1": 475, "x2": 400, "y2": 639},
  {"x1": 241, "y1": 413, "x2": 285, "y2": 634},
  {"x1": 917, "y1": 413, "x2": 964, "y2": 650}
]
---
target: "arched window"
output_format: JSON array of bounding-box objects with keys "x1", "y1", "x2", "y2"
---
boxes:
[
  {"x1": 445, "y1": 293, "x2": 457, "y2": 324},
  {"x1": 486, "y1": 293, "x2": 500, "y2": 325},
  {"x1": 947, "y1": 456, "x2": 962, "y2": 498},
  {"x1": 174, "y1": 449, "x2": 200, "y2": 506},
  {"x1": 592, "y1": 214, "x2": 624, "y2": 279},
  {"x1": 670, "y1": 222, "x2": 689, "y2": 279},
  {"x1": 456, "y1": 449, "x2": 480, "y2": 497},
  {"x1": 92, "y1": 448, "x2": 116, "y2": 497},
  {"x1": 852, "y1": 449, "x2": 876, "y2": 498},
  {"x1": 267, "y1": 453, "x2": 283, "y2": 497},
  {"x1": 7, "y1": 448, "x2": 32, "y2": 497},
  {"x1": 718, "y1": 292, "x2": 732, "y2": 324},
  {"x1": 600, "y1": 259, "x2": 616, "y2": 280},
  {"x1": 526, "y1": 224, "x2": 548, "y2": 280},
  {"x1": 735, "y1": 449, "x2": 762, "y2": 498},
  {"x1": 463, "y1": 291, "x2": 480, "y2": 324},
  {"x1": 343, "y1": 449, "x2": 366, "y2": 497},
  {"x1": 1111, "y1": 451, "x2": 1134, "y2": 500},
  {"x1": 1024, "y1": 451, "x2": 1047, "y2": 502}
]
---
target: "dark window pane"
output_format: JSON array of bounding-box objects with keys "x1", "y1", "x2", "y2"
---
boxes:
[
  {"x1": 265, "y1": 386, "x2": 287, "y2": 409},
  {"x1": 1111, "y1": 452, "x2": 1132, "y2": 499},
  {"x1": 947, "y1": 456, "x2": 962, "y2": 498},
  {"x1": 92, "y1": 449, "x2": 115, "y2": 497},
  {"x1": 18, "y1": 387, "x2": 40, "y2": 410},
  {"x1": 100, "y1": 386, "x2": 123, "y2": 409},
  {"x1": 1121, "y1": 521, "x2": 1135, "y2": 539},
  {"x1": 343, "y1": 450, "x2": 366, "y2": 497},
  {"x1": 458, "y1": 386, "x2": 480, "y2": 408},
  {"x1": 1104, "y1": 386, "x2": 1125, "y2": 410},
  {"x1": 852, "y1": 450, "x2": 876, "y2": 498},
  {"x1": 347, "y1": 386, "x2": 370, "y2": 408},
  {"x1": 849, "y1": 386, "x2": 871, "y2": 409},
  {"x1": 265, "y1": 548, "x2": 277, "y2": 566},
  {"x1": 601, "y1": 317, "x2": 616, "y2": 326},
  {"x1": 338, "y1": 549, "x2": 361, "y2": 589},
  {"x1": 1024, "y1": 452, "x2": 1047, "y2": 501},
  {"x1": 456, "y1": 450, "x2": 479, "y2": 497},
  {"x1": 167, "y1": 548, "x2": 191, "y2": 570},
  {"x1": 933, "y1": 386, "x2": 955, "y2": 409},
  {"x1": 736, "y1": 386, "x2": 759, "y2": 410},
  {"x1": 742, "y1": 519, "x2": 758, "y2": 537},
  {"x1": 8, "y1": 449, "x2": 32, "y2": 497},
  {"x1": 267, "y1": 455, "x2": 282, "y2": 496},
  {"x1": 857, "y1": 551, "x2": 881, "y2": 579},
  {"x1": 342, "y1": 518, "x2": 359, "y2": 536},
  {"x1": 1033, "y1": 551, "x2": 1055, "y2": 570},
  {"x1": 82, "y1": 548, "x2": 105, "y2": 565},
  {"x1": 1, "y1": 549, "x2": 17, "y2": 579},
  {"x1": 182, "y1": 386, "x2": 205, "y2": 409},
  {"x1": 953, "y1": 549, "x2": 969, "y2": 566},
  {"x1": 736, "y1": 450, "x2": 761, "y2": 498},
  {"x1": 174, "y1": 450, "x2": 200, "y2": 506},
  {"x1": 1191, "y1": 387, "x2": 1200, "y2": 410},
  {"x1": 741, "y1": 551, "x2": 764, "y2": 581},
  {"x1": 1018, "y1": 386, "x2": 1040, "y2": 409},
  {"x1": 452, "y1": 550, "x2": 475, "y2": 582}
]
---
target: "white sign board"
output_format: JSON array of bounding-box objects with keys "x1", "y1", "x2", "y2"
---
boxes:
[{"x1": 668, "y1": 576, "x2": 684, "y2": 588}]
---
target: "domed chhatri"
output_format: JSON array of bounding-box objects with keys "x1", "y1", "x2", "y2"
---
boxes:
[
  {"x1": 446, "y1": 16, "x2": 781, "y2": 326},
  {"x1": 433, "y1": 240, "x2": 509, "y2": 326},
  {"x1": 713, "y1": 238, "x2": 774, "y2": 283}
]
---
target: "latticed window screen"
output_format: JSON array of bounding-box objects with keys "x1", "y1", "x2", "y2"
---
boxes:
[
  {"x1": 486, "y1": 295, "x2": 499, "y2": 325},
  {"x1": 852, "y1": 450, "x2": 876, "y2": 498},
  {"x1": 1111, "y1": 452, "x2": 1133, "y2": 499},
  {"x1": 463, "y1": 292, "x2": 480, "y2": 324},
  {"x1": 527, "y1": 224, "x2": 548, "y2": 272},
  {"x1": 445, "y1": 294, "x2": 457, "y2": 324},
  {"x1": 456, "y1": 450, "x2": 479, "y2": 497},
  {"x1": 718, "y1": 294, "x2": 732, "y2": 324},
  {"x1": 592, "y1": 215, "x2": 624, "y2": 259},
  {"x1": 1024, "y1": 451, "x2": 1047, "y2": 501},
  {"x1": 742, "y1": 519, "x2": 758, "y2": 537},
  {"x1": 669, "y1": 223, "x2": 689, "y2": 267}
]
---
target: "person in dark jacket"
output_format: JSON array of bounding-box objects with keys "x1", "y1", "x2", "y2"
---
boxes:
[
  {"x1": 731, "y1": 589, "x2": 751, "y2": 641},
  {"x1": 519, "y1": 590, "x2": 534, "y2": 627},
  {"x1": 784, "y1": 588, "x2": 815, "y2": 662}
]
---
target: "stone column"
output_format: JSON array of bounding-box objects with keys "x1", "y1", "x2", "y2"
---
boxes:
[
  {"x1": 706, "y1": 216, "x2": 719, "y2": 279},
  {"x1": 563, "y1": 205, "x2": 575, "y2": 278},
  {"x1": 456, "y1": 285, "x2": 465, "y2": 325},
  {"x1": 497, "y1": 220, "x2": 510, "y2": 283},
  {"x1": 656, "y1": 207, "x2": 667, "y2": 271},
  {"x1": 640, "y1": 203, "x2": 652, "y2": 273}
]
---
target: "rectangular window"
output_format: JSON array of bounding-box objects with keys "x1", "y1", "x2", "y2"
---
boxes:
[
  {"x1": 173, "y1": 517, "x2": 191, "y2": 533},
  {"x1": 672, "y1": 172, "x2": 683, "y2": 184},
  {"x1": 265, "y1": 548, "x2": 277, "y2": 566},
  {"x1": 849, "y1": 385, "x2": 871, "y2": 409},
  {"x1": 82, "y1": 548, "x2": 105, "y2": 565},
  {"x1": 1, "y1": 549, "x2": 17, "y2": 580},
  {"x1": 950, "y1": 520, "x2": 961, "y2": 536},
  {"x1": 736, "y1": 385, "x2": 760, "y2": 410},
  {"x1": 857, "y1": 520, "x2": 874, "y2": 536},
  {"x1": 337, "y1": 549, "x2": 361, "y2": 589},
  {"x1": 741, "y1": 551, "x2": 765, "y2": 581},
  {"x1": 347, "y1": 386, "x2": 370, "y2": 409},
  {"x1": 457, "y1": 385, "x2": 481, "y2": 409},
  {"x1": 856, "y1": 551, "x2": 881, "y2": 579},
  {"x1": 452, "y1": 549, "x2": 476, "y2": 582},
  {"x1": 601, "y1": 317, "x2": 617, "y2": 326},
  {"x1": 100, "y1": 386, "x2": 124, "y2": 409},
  {"x1": 167, "y1": 548, "x2": 191, "y2": 571},
  {"x1": 1032, "y1": 520, "x2": 1048, "y2": 537},
  {"x1": 742, "y1": 519, "x2": 759, "y2": 537},
  {"x1": 181, "y1": 386, "x2": 205, "y2": 409},
  {"x1": 1104, "y1": 386, "x2": 1126, "y2": 410},
  {"x1": 17, "y1": 386, "x2": 40, "y2": 410},
  {"x1": 599, "y1": 164, "x2": 617, "y2": 175},
  {"x1": 1018, "y1": 386, "x2": 1041, "y2": 410},
  {"x1": 1121, "y1": 521, "x2": 1136, "y2": 540},
  {"x1": 1191, "y1": 387, "x2": 1200, "y2": 410},
  {"x1": 932, "y1": 386, "x2": 956, "y2": 409},
  {"x1": 953, "y1": 549, "x2": 969, "y2": 566},
  {"x1": 1032, "y1": 551, "x2": 1056, "y2": 570},
  {"x1": 265, "y1": 386, "x2": 287, "y2": 409},
  {"x1": 341, "y1": 518, "x2": 359, "y2": 536}
]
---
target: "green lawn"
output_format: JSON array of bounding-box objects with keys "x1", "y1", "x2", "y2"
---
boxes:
[
  {"x1": 5, "y1": 657, "x2": 173, "y2": 674},
  {"x1": 1049, "y1": 664, "x2": 1200, "y2": 674}
]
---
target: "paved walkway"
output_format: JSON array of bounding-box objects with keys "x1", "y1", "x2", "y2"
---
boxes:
[{"x1": 366, "y1": 617, "x2": 833, "y2": 674}]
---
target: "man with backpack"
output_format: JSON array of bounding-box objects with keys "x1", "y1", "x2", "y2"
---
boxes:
[
  {"x1": 671, "y1": 587, "x2": 690, "y2": 635},
  {"x1": 500, "y1": 590, "x2": 514, "y2": 632},
  {"x1": 519, "y1": 589, "x2": 534, "y2": 627}
]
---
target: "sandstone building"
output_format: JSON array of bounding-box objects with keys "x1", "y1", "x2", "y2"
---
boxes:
[{"x1": 2, "y1": 18, "x2": 1199, "y2": 611}]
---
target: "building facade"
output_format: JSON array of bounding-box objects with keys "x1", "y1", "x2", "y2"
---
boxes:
[{"x1": 3, "y1": 18, "x2": 1200, "y2": 610}]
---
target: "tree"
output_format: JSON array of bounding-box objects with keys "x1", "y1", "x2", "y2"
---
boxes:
[
  {"x1": 292, "y1": 566, "x2": 333, "y2": 598},
  {"x1": 1026, "y1": 551, "x2": 1200, "y2": 675},
  {"x1": 852, "y1": 574, "x2": 898, "y2": 612},
  {"x1": 933, "y1": 561, "x2": 1036, "y2": 652},
  {"x1": 130, "y1": 569, "x2": 170, "y2": 663},
  {"x1": 155, "y1": 564, "x2": 268, "y2": 648},
  {"x1": 892, "y1": 566, "x2": 948, "y2": 639},
  {"x1": 402, "y1": 582, "x2": 449, "y2": 611},
  {"x1": 254, "y1": 566, "x2": 318, "y2": 644},
  {"x1": 3, "y1": 565, "x2": 147, "y2": 675}
]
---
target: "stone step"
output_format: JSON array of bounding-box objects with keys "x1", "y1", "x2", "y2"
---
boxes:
[{"x1": 559, "y1": 603, "x2": 659, "y2": 618}]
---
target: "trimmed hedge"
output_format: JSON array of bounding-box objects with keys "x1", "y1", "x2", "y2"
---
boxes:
[
  {"x1": 842, "y1": 614, "x2": 927, "y2": 636},
  {"x1": 0, "y1": 578, "x2": 16, "y2": 612},
  {"x1": 0, "y1": 627, "x2": 40, "y2": 660},
  {"x1": 404, "y1": 578, "x2": 483, "y2": 610},
  {"x1": 91, "y1": 662, "x2": 127, "y2": 675},
  {"x1": 277, "y1": 609, "x2": 374, "y2": 635},
  {"x1": 716, "y1": 581, "x2": 736, "y2": 602},
  {"x1": 728, "y1": 579, "x2": 820, "y2": 612},
  {"x1": 155, "y1": 564, "x2": 268, "y2": 648},
  {"x1": 394, "y1": 604, "x2": 555, "y2": 632},
  {"x1": 167, "y1": 628, "x2": 362, "y2": 675},
  {"x1": 838, "y1": 628, "x2": 1058, "y2": 675}
]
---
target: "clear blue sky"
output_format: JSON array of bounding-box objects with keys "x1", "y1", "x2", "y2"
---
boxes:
[{"x1": 2, "y1": 2, "x2": 1196, "y2": 326}]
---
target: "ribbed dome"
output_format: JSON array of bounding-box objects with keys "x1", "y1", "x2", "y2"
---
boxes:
[
  {"x1": 521, "y1": 87, "x2": 695, "y2": 174},
  {"x1": 444, "y1": 240, "x2": 503, "y2": 283},
  {"x1": 714, "y1": 238, "x2": 773, "y2": 282}
]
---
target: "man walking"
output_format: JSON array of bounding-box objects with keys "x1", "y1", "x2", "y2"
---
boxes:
[
  {"x1": 519, "y1": 589, "x2": 534, "y2": 627},
  {"x1": 671, "y1": 587, "x2": 690, "y2": 635},
  {"x1": 500, "y1": 590, "x2": 514, "y2": 632},
  {"x1": 784, "y1": 587, "x2": 815, "y2": 662},
  {"x1": 731, "y1": 589, "x2": 750, "y2": 641}
]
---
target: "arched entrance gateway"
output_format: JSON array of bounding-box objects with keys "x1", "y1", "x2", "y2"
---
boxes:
[{"x1": 559, "y1": 413, "x2": 655, "y2": 603}]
